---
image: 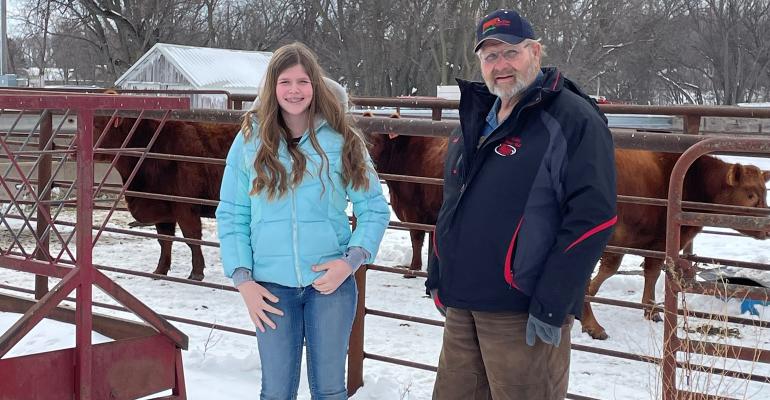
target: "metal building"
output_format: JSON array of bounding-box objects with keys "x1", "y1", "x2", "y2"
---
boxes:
[{"x1": 114, "y1": 43, "x2": 272, "y2": 109}]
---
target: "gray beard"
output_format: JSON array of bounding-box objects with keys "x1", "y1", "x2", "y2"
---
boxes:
[
  {"x1": 486, "y1": 62, "x2": 541, "y2": 101},
  {"x1": 489, "y1": 79, "x2": 529, "y2": 100}
]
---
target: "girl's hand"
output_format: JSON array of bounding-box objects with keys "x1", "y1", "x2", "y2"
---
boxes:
[
  {"x1": 237, "y1": 281, "x2": 284, "y2": 333},
  {"x1": 311, "y1": 259, "x2": 353, "y2": 295}
]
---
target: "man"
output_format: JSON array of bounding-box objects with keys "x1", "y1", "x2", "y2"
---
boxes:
[{"x1": 426, "y1": 9, "x2": 617, "y2": 400}]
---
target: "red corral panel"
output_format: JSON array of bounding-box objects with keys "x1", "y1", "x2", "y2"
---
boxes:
[
  {"x1": 92, "y1": 335, "x2": 177, "y2": 400},
  {"x1": 0, "y1": 334, "x2": 179, "y2": 400},
  {"x1": 0, "y1": 92, "x2": 189, "y2": 400},
  {"x1": 0, "y1": 346, "x2": 75, "y2": 399}
]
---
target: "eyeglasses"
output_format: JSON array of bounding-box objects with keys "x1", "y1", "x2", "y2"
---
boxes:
[{"x1": 479, "y1": 44, "x2": 530, "y2": 65}]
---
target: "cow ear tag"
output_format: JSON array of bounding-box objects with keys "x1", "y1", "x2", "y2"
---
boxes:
[
  {"x1": 388, "y1": 113, "x2": 400, "y2": 139},
  {"x1": 726, "y1": 164, "x2": 741, "y2": 187}
]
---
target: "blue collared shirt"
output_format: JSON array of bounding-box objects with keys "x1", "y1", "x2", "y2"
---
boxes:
[{"x1": 481, "y1": 97, "x2": 502, "y2": 139}]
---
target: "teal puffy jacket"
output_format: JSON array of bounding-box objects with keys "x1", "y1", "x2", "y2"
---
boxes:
[{"x1": 216, "y1": 119, "x2": 390, "y2": 287}]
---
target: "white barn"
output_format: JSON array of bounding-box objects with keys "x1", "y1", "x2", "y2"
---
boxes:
[{"x1": 114, "y1": 43, "x2": 272, "y2": 109}]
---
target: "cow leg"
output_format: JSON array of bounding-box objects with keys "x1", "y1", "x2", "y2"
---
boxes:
[
  {"x1": 153, "y1": 222, "x2": 176, "y2": 276},
  {"x1": 581, "y1": 253, "x2": 623, "y2": 340},
  {"x1": 409, "y1": 230, "x2": 425, "y2": 271},
  {"x1": 403, "y1": 229, "x2": 425, "y2": 279},
  {"x1": 643, "y1": 257, "x2": 663, "y2": 322},
  {"x1": 178, "y1": 215, "x2": 205, "y2": 281}
]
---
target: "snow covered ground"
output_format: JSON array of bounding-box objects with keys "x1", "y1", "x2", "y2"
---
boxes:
[{"x1": 1, "y1": 155, "x2": 770, "y2": 399}]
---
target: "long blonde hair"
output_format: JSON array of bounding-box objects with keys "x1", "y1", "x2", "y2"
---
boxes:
[{"x1": 241, "y1": 42, "x2": 370, "y2": 200}]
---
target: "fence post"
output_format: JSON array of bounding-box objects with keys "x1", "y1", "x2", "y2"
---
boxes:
[
  {"x1": 347, "y1": 266, "x2": 367, "y2": 395},
  {"x1": 431, "y1": 106, "x2": 442, "y2": 121},
  {"x1": 34, "y1": 110, "x2": 52, "y2": 299},
  {"x1": 75, "y1": 109, "x2": 95, "y2": 400},
  {"x1": 683, "y1": 114, "x2": 701, "y2": 136}
]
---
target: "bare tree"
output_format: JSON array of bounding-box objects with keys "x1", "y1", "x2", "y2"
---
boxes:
[
  {"x1": 14, "y1": 0, "x2": 55, "y2": 79},
  {"x1": 681, "y1": 0, "x2": 770, "y2": 104},
  {"x1": 8, "y1": 0, "x2": 769, "y2": 103}
]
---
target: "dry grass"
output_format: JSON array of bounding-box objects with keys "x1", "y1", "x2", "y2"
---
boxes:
[{"x1": 655, "y1": 269, "x2": 769, "y2": 399}]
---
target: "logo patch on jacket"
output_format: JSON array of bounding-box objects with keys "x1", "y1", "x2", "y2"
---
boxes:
[{"x1": 495, "y1": 136, "x2": 522, "y2": 156}]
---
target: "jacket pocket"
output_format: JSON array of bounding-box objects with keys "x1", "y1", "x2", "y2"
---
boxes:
[
  {"x1": 444, "y1": 150, "x2": 464, "y2": 190},
  {"x1": 503, "y1": 216, "x2": 524, "y2": 289}
]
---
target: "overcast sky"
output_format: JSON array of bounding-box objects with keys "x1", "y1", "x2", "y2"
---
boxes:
[{"x1": 5, "y1": 0, "x2": 23, "y2": 36}]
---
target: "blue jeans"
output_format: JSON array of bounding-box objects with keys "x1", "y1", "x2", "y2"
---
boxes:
[{"x1": 255, "y1": 276, "x2": 357, "y2": 400}]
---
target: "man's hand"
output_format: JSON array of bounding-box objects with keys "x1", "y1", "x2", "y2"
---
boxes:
[
  {"x1": 525, "y1": 314, "x2": 562, "y2": 346},
  {"x1": 312, "y1": 259, "x2": 353, "y2": 295},
  {"x1": 430, "y1": 288, "x2": 447, "y2": 317},
  {"x1": 237, "y1": 281, "x2": 284, "y2": 333}
]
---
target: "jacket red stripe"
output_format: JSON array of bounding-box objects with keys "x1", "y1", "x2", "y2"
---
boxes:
[
  {"x1": 564, "y1": 215, "x2": 618, "y2": 253},
  {"x1": 504, "y1": 217, "x2": 525, "y2": 288}
]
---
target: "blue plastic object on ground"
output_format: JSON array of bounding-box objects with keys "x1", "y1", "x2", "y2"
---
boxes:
[{"x1": 741, "y1": 299, "x2": 770, "y2": 316}]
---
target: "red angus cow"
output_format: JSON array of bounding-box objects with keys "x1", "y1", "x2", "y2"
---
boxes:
[
  {"x1": 362, "y1": 115, "x2": 769, "y2": 334},
  {"x1": 364, "y1": 112, "x2": 447, "y2": 273},
  {"x1": 93, "y1": 116, "x2": 239, "y2": 280},
  {"x1": 581, "y1": 149, "x2": 770, "y2": 340}
]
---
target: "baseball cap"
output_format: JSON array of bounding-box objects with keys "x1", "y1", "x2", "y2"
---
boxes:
[{"x1": 474, "y1": 9, "x2": 535, "y2": 52}]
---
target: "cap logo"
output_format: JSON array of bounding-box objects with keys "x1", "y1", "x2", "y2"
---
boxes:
[{"x1": 482, "y1": 17, "x2": 511, "y2": 34}]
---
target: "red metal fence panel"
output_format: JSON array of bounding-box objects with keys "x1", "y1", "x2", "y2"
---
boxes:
[{"x1": 0, "y1": 92, "x2": 190, "y2": 400}]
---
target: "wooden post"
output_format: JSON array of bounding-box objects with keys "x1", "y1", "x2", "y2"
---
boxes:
[
  {"x1": 34, "y1": 110, "x2": 52, "y2": 299},
  {"x1": 683, "y1": 114, "x2": 701, "y2": 136},
  {"x1": 431, "y1": 107, "x2": 442, "y2": 121},
  {"x1": 347, "y1": 265, "x2": 367, "y2": 395}
]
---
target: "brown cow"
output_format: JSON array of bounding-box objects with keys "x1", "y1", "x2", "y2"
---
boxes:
[
  {"x1": 361, "y1": 114, "x2": 769, "y2": 333},
  {"x1": 364, "y1": 112, "x2": 446, "y2": 273},
  {"x1": 93, "y1": 116, "x2": 239, "y2": 280},
  {"x1": 90, "y1": 81, "x2": 349, "y2": 280},
  {"x1": 581, "y1": 149, "x2": 770, "y2": 340}
]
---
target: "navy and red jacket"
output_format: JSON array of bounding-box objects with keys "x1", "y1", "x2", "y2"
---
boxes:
[{"x1": 426, "y1": 67, "x2": 617, "y2": 327}]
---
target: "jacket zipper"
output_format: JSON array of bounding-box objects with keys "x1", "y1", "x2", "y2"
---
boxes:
[
  {"x1": 458, "y1": 95, "x2": 543, "y2": 204},
  {"x1": 439, "y1": 95, "x2": 543, "y2": 236},
  {"x1": 290, "y1": 168, "x2": 301, "y2": 285},
  {"x1": 287, "y1": 127, "x2": 321, "y2": 286}
]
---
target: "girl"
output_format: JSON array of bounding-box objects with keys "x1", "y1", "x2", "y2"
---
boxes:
[{"x1": 216, "y1": 42, "x2": 390, "y2": 399}]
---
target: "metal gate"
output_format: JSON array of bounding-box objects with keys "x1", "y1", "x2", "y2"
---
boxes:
[{"x1": 0, "y1": 92, "x2": 191, "y2": 400}]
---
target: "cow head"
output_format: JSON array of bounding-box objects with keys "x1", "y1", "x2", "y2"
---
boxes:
[
  {"x1": 362, "y1": 111, "x2": 401, "y2": 171},
  {"x1": 715, "y1": 163, "x2": 770, "y2": 240},
  {"x1": 93, "y1": 89, "x2": 126, "y2": 160},
  {"x1": 92, "y1": 116, "x2": 118, "y2": 162},
  {"x1": 92, "y1": 115, "x2": 138, "y2": 163}
]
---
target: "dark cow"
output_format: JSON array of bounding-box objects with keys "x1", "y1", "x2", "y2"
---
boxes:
[
  {"x1": 364, "y1": 112, "x2": 446, "y2": 274},
  {"x1": 93, "y1": 116, "x2": 239, "y2": 280},
  {"x1": 581, "y1": 149, "x2": 770, "y2": 340}
]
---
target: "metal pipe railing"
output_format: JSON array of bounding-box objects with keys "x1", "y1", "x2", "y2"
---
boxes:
[{"x1": 4, "y1": 98, "x2": 770, "y2": 398}]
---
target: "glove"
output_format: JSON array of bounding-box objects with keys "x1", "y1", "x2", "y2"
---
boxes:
[
  {"x1": 430, "y1": 288, "x2": 447, "y2": 317},
  {"x1": 525, "y1": 314, "x2": 561, "y2": 347}
]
